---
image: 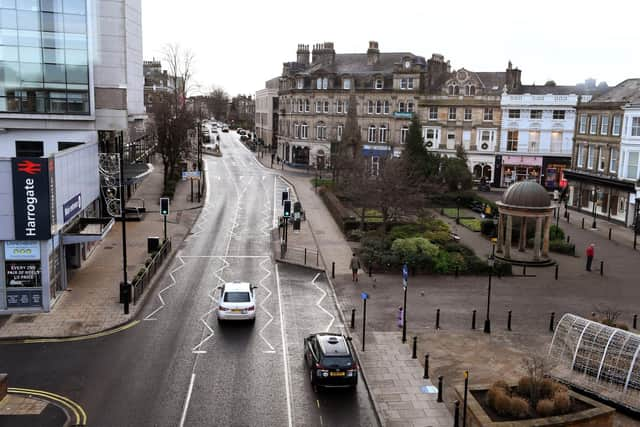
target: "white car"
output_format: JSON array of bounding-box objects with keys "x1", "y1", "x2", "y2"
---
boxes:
[{"x1": 217, "y1": 282, "x2": 257, "y2": 323}]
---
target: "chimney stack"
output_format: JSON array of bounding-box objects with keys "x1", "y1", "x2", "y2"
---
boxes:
[
  {"x1": 367, "y1": 41, "x2": 380, "y2": 65},
  {"x1": 296, "y1": 44, "x2": 310, "y2": 65},
  {"x1": 505, "y1": 60, "x2": 522, "y2": 91},
  {"x1": 311, "y1": 42, "x2": 336, "y2": 65}
]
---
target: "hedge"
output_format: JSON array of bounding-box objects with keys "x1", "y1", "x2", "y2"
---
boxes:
[{"x1": 549, "y1": 240, "x2": 575, "y2": 255}]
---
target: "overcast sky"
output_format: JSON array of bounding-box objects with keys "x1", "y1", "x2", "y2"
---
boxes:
[{"x1": 141, "y1": 0, "x2": 639, "y2": 97}]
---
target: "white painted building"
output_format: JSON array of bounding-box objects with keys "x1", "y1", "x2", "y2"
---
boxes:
[{"x1": 255, "y1": 77, "x2": 279, "y2": 150}]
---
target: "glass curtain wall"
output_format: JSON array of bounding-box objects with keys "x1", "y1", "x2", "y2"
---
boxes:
[{"x1": 0, "y1": 0, "x2": 89, "y2": 114}]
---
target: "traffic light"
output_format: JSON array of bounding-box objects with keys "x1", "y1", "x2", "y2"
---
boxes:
[
  {"x1": 282, "y1": 191, "x2": 289, "y2": 205},
  {"x1": 160, "y1": 197, "x2": 170, "y2": 216},
  {"x1": 283, "y1": 200, "x2": 291, "y2": 218}
]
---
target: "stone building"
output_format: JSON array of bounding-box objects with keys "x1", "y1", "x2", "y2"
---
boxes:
[
  {"x1": 143, "y1": 59, "x2": 183, "y2": 112},
  {"x1": 564, "y1": 79, "x2": 640, "y2": 226},
  {"x1": 230, "y1": 94, "x2": 255, "y2": 130},
  {"x1": 255, "y1": 77, "x2": 279, "y2": 149},
  {"x1": 277, "y1": 42, "x2": 425, "y2": 171}
]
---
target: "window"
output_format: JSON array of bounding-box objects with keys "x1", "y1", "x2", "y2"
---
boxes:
[
  {"x1": 612, "y1": 115, "x2": 622, "y2": 136},
  {"x1": 294, "y1": 123, "x2": 300, "y2": 138},
  {"x1": 429, "y1": 107, "x2": 438, "y2": 120},
  {"x1": 577, "y1": 145, "x2": 584, "y2": 167},
  {"x1": 448, "y1": 84, "x2": 459, "y2": 95},
  {"x1": 632, "y1": 117, "x2": 640, "y2": 137},
  {"x1": 464, "y1": 108, "x2": 472, "y2": 121},
  {"x1": 448, "y1": 107, "x2": 456, "y2": 120},
  {"x1": 376, "y1": 100, "x2": 382, "y2": 114},
  {"x1": 375, "y1": 79, "x2": 383, "y2": 89},
  {"x1": 368, "y1": 125, "x2": 377, "y2": 143},
  {"x1": 483, "y1": 108, "x2": 493, "y2": 121},
  {"x1": 323, "y1": 101, "x2": 329, "y2": 113},
  {"x1": 465, "y1": 85, "x2": 475, "y2": 96},
  {"x1": 297, "y1": 79, "x2": 303, "y2": 89},
  {"x1": 400, "y1": 126, "x2": 409, "y2": 144},
  {"x1": 343, "y1": 78, "x2": 351, "y2": 90},
  {"x1": 423, "y1": 127, "x2": 440, "y2": 148},
  {"x1": 598, "y1": 147, "x2": 605, "y2": 171},
  {"x1": 383, "y1": 101, "x2": 389, "y2": 114},
  {"x1": 446, "y1": 132, "x2": 456, "y2": 149},
  {"x1": 407, "y1": 102, "x2": 414, "y2": 113},
  {"x1": 316, "y1": 78, "x2": 322, "y2": 90},
  {"x1": 600, "y1": 115, "x2": 609, "y2": 135},
  {"x1": 478, "y1": 130, "x2": 494, "y2": 150},
  {"x1": 316, "y1": 122, "x2": 327, "y2": 140},
  {"x1": 530, "y1": 110, "x2": 542, "y2": 119},
  {"x1": 528, "y1": 131, "x2": 539, "y2": 153},
  {"x1": 336, "y1": 101, "x2": 343, "y2": 114},
  {"x1": 304, "y1": 100, "x2": 309, "y2": 112},
  {"x1": 337, "y1": 125, "x2": 343, "y2": 142},
  {"x1": 407, "y1": 79, "x2": 414, "y2": 89},
  {"x1": 15, "y1": 140, "x2": 43, "y2": 157},
  {"x1": 589, "y1": 115, "x2": 598, "y2": 134},
  {"x1": 587, "y1": 145, "x2": 594, "y2": 168},
  {"x1": 371, "y1": 156, "x2": 380, "y2": 176},
  {"x1": 610, "y1": 148, "x2": 618, "y2": 173},
  {"x1": 398, "y1": 102, "x2": 405, "y2": 113},
  {"x1": 553, "y1": 110, "x2": 565, "y2": 120},
  {"x1": 551, "y1": 131, "x2": 562, "y2": 153},
  {"x1": 368, "y1": 101, "x2": 374, "y2": 114},
  {"x1": 579, "y1": 114, "x2": 587, "y2": 133},
  {"x1": 627, "y1": 152, "x2": 639, "y2": 180},
  {"x1": 379, "y1": 125, "x2": 388, "y2": 143},
  {"x1": 301, "y1": 123, "x2": 308, "y2": 139},
  {"x1": 400, "y1": 78, "x2": 407, "y2": 90},
  {"x1": 507, "y1": 130, "x2": 518, "y2": 151},
  {"x1": 508, "y1": 109, "x2": 520, "y2": 119},
  {"x1": 296, "y1": 100, "x2": 302, "y2": 113},
  {"x1": 315, "y1": 101, "x2": 321, "y2": 113},
  {"x1": 322, "y1": 78, "x2": 328, "y2": 90}
]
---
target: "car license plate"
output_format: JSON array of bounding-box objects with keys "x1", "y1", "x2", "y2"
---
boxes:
[
  {"x1": 329, "y1": 371, "x2": 345, "y2": 377},
  {"x1": 232, "y1": 309, "x2": 242, "y2": 313}
]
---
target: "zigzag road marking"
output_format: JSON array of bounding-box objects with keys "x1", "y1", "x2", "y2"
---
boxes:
[
  {"x1": 144, "y1": 255, "x2": 186, "y2": 321},
  {"x1": 311, "y1": 273, "x2": 335, "y2": 332}
]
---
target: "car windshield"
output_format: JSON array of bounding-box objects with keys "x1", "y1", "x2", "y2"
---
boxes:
[
  {"x1": 321, "y1": 356, "x2": 353, "y2": 367},
  {"x1": 223, "y1": 291, "x2": 251, "y2": 303}
]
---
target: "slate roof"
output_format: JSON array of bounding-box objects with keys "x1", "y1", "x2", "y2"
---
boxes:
[
  {"x1": 590, "y1": 79, "x2": 640, "y2": 103},
  {"x1": 298, "y1": 53, "x2": 426, "y2": 76},
  {"x1": 475, "y1": 72, "x2": 507, "y2": 93}
]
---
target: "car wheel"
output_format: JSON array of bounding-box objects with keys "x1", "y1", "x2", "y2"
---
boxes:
[
  {"x1": 309, "y1": 368, "x2": 316, "y2": 386},
  {"x1": 217, "y1": 317, "x2": 223, "y2": 325},
  {"x1": 249, "y1": 318, "x2": 256, "y2": 325}
]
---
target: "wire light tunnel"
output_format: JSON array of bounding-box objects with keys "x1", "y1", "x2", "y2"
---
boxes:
[{"x1": 549, "y1": 314, "x2": 640, "y2": 407}]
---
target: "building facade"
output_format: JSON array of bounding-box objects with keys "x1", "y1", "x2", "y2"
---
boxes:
[
  {"x1": 564, "y1": 79, "x2": 640, "y2": 226},
  {"x1": 0, "y1": 0, "x2": 145, "y2": 312},
  {"x1": 255, "y1": 77, "x2": 279, "y2": 149},
  {"x1": 277, "y1": 42, "x2": 425, "y2": 171}
]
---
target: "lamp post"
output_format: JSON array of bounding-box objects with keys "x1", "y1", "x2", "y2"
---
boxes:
[
  {"x1": 591, "y1": 187, "x2": 598, "y2": 229},
  {"x1": 483, "y1": 248, "x2": 495, "y2": 334},
  {"x1": 456, "y1": 182, "x2": 462, "y2": 225}
]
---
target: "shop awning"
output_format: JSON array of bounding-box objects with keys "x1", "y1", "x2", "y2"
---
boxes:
[
  {"x1": 62, "y1": 217, "x2": 115, "y2": 245},
  {"x1": 124, "y1": 162, "x2": 153, "y2": 184},
  {"x1": 563, "y1": 169, "x2": 637, "y2": 192}
]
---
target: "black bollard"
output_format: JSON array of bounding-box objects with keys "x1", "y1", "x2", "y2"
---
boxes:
[
  {"x1": 412, "y1": 336, "x2": 417, "y2": 359},
  {"x1": 350, "y1": 308, "x2": 356, "y2": 329},
  {"x1": 437, "y1": 376, "x2": 444, "y2": 402},
  {"x1": 549, "y1": 312, "x2": 555, "y2": 332},
  {"x1": 423, "y1": 354, "x2": 429, "y2": 379},
  {"x1": 455, "y1": 266, "x2": 459, "y2": 278},
  {"x1": 567, "y1": 235, "x2": 570, "y2": 243},
  {"x1": 555, "y1": 264, "x2": 559, "y2": 280},
  {"x1": 471, "y1": 310, "x2": 476, "y2": 330},
  {"x1": 582, "y1": 218, "x2": 585, "y2": 229},
  {"x1": 567, "y1": 212, "x2": 570, "y2": 223},
  {"x1": 634, "y1": 314, "x2": 638, "y2": 330},
  {"x1": 600, "y1": 261, "x2": 604, "y2": 276},
  {"x1": 436, "y1": 308, "x2": 441, "y2": 330},
  {"x1": 507, "y1": 310, "x2": 512, "y2": 331},
  {"x1": 454, "y1": 400, "x2": 460, "y2": 427},
  {"x1": 523, "y1": 265, "x2": 527, "y2": 276},
  {"x1": 304, "y1": 248, "x2": 307, "y2": 265},
  {"x1": 332, "y1": 261, "x2": 335, "y2": 279},
  {"x1": 609, "y1": 228, "x2": 612, "y2": 240}
]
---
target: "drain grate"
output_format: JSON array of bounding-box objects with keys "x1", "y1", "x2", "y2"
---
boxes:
[{"x1": 14, "y1": 315, "x2": 37, "y2": 323}]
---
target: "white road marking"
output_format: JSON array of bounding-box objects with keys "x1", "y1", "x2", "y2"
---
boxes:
[
  {"x1": 144, "y1": 256, "x2": 186, "y2": 321},
  {"x1": 257, "y1": 257, "x2": 275, "y2": 352},
  {"x1": 178, "y1": 373, "x2": 196, "y2": 427},
  {"x1": 311, "y1": 273, "x2": 335, "y2": 332},
  {"x1": 275, "y1": 264, "x2": 293, "y2": 427}
]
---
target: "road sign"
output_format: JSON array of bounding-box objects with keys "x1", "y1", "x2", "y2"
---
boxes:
[
  {"x1": 360, "y1": 292, "x2": 368, "y2": 300},
  {"x1": 181, "y1": 171, "x2": 201, "y2": 180}
]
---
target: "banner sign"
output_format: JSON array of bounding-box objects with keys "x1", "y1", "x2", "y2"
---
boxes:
[
  {"x1": 4, "y1": 241, "x2": 40, "y2": 261},
  {"x1": 12, "y1": 158, "x2": 52, "y2": 240},
  {"x1": 6, "y1": 289, "x2": 42, "y2": 308},
  {"x1": 63, "y1": 193, "x2": 82, "y2": 223}
]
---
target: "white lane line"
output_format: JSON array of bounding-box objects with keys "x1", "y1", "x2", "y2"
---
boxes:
[
  {"x1": 311, "y1": 273, "x2": 335, "y2": 332},
  {"x1": 144, "y1": 256, "x2": 186, "y2": 321},
  {"x1": 272, "y1": 174, "x2": 278, "y2": 228},
  {"x1": 178, "y1": 373, "x2": 196, "y2": 427},
  {"x1": 257, "y1": 257, "x2": 275, "y2": 352},
  {"x1": 275, "y1": 263, "x2": 293, "y2": 427}
]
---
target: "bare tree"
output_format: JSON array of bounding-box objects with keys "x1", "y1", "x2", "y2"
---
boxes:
[
  {"x1": 332, "y1": 95, "x2": 360, "y2": 185},
  {"x1": 206, "y1": 86, "x2": 229, "y2": 121}
]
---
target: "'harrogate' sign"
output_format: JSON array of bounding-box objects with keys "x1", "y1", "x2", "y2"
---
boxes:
[{"x1": 12, "y1": 158, "x2": 52, "y2": 240}]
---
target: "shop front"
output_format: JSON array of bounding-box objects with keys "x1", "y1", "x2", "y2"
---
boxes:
[
  {"x1": 500, "y1": 155, "x2": 543, "y2": 187},
  {"x1": 542, "y1": 157, "x2": 571, "y2": 191}
]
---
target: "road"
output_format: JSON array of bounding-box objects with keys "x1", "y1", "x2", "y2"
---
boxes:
[{"x1": 0, "y1": 130, "x2": 377, "y2": 427}]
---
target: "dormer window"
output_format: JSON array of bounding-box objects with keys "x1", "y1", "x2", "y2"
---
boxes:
[
  {"x1": 316, "y1": 78, "x2": 322, "y2": 90},
  {"x1": 375, "y1": 79, "x2": 383, "y2": 90},
  {"x1": 297, "y1": 79, "x2": 304, "y2": 89},
  {"x1": 448, "y1": 84, "x2": 459, "y2": 95},
  {"x1": 322, "y1": 78, "x2": 328, "y2": 90},
  {"x1": 465, "y1": 85, "x2": 476, "y2": 96},
  {"x1": 316, "y1": 77, "x2": 328, "y2": 90},
  {"x1": 343, "y1": 78, "x2": 351, "y2": 90},
  {"x1": 404, "y1": 60, "x2": 411, "y2": 69}
]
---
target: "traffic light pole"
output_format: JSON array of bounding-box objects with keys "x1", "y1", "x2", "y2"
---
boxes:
[
  {"x1": 163, "y1": 215, "x2": 167, "y2": 242},
  {"x1": 119, "y1": 134, "x2": 130, "y2": 315}
]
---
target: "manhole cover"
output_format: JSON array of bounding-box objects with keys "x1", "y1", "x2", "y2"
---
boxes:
[{"x1": 14, "y1": 315, "x2": 37, "y2": 323}]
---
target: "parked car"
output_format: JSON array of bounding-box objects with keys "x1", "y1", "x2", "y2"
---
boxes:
[
  {"x1": 217, "y1": 282, "x2": 257, "y2": 324},
  {"x1": 238, "y1": 129, "x2": 246, "y2": 135},
  {"x1": 304, "y1": 333, "x2": 358, "y2": 389},
  {"x1": 222, "y1": 127, "x2": 229, "y2": 132}
]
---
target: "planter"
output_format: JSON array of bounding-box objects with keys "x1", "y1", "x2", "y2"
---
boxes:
[{"x1": 456, "y1": 383, "x2": 615, "y2": 427}]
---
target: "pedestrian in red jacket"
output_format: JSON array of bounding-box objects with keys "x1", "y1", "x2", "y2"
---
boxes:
[{"x1": 586, "y1": 243, "x2": 595, "y2": 271}]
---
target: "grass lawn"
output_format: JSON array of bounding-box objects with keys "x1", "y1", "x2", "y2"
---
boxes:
[
  {"x1": 442, "y1": 207, "x2": 478, "y2": 219},
  {"x1": 460, "y1": 218, "x2": 482, "y2": 232}
]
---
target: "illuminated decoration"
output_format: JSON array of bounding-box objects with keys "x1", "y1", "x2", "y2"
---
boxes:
[{"x1": 99, "y1": 153, "x2": 122, "y2": 217}]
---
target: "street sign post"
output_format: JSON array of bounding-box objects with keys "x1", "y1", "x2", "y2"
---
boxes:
[
  {"x1": 402, "y1": 262, "x2": 408, "y2": 343},
  {"x1": 361, "y1": 292, "x2": 368, "y2": 351},
  {"x1": 181, "y1": 171, "x2": 201, "y2": 180},
  {"x1": 160, "y1": 197, "x2": 169, "y2": 241}
]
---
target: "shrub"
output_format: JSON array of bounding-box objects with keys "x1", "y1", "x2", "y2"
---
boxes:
[
  {"x1": 517, "y1": 376, "x2": 534, "y2": 399},
  {"x1": 553, "y1": 391, "x2": 571, "y2": 414},
  {"x1": 492, "y1": 380, "x2": 510, "y2": 393},
  {"x1": 448, "y1": 252, "x2": 467, "y2": 273},
  {"x1": 423, "y1": 230, "x2": 451, "y2": 245},
  {"x1": 510, "y1": 396, "x2": 530, "y2": 419},
  {"x1": 550, "y1": 224, "x2": 565, "y2": 241},
  {"x1": 493, "y1": 261, "x2": 512, "y2": 276},
  {"x1": 487, "y1": 384, "x2": 508, "y2": 408},
  {"x1": 536, "y1": 399, "x2": 555, "y2": 417},
  {"x1": 549, "y1": 240, "x2": 575, "y2": 255},
  {"x1": 540, "y1": 378, "x2": 556, "y2": 399},
  {"x1": 346, "y1": 229, "x2": 364, "y2": 242},
  {"x1": 391, "y1": 238, "x2": 439, "y2": 261},
  {"x1": 389, "y1": 224, "x2": 426, "y2": 240},
  {"x1": 552, "y1": 383, "x2": 568, "y2": 395},
  {"x1": 420, "y1": 217, "x2": 450, "y2": 232},
  {"x1": 493, "y1": 391, "x2": 512, "y2": 416},
  {"x1": 481, "y1": 219, "x2": 496, "y2": 237},
  {"x1": 432, "y1": 251, "x2": 452, "y2": 273}
]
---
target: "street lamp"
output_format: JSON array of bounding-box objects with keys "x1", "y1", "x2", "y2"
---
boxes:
[
  {"x1": 483, "y1": 250, "x2": 495, "y2": 334},
  {"x1": 591, "y1": 187, "x2": 598, "y2": 229},
  {"x1": 456, "y1": 182, "x2": 462, "y2": 225}
]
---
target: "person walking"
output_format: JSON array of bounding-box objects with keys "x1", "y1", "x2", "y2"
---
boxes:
[
  {"x1": 586, "y1": 243, "x2": 595, "y2": 271},
  {"x1": 397, "y1": 306, "x2": 404, "y2": 328},
  {"x1": 350, "y1": 253, "x2": 361, "y2": 282}
]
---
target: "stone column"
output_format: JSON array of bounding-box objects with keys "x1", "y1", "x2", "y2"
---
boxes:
[
  {"x1": 518, "y1": 217, "x2": 527, "y2": 252},
  {"x1": 505, "y1": 214, "x2": 513, "y2": 259},
  {"x1": 534, "y1": 216, "x2": 543, "y2": 261},
  {"x1": 497, "y1": 213, "x2": 504, "y2": 253},
  {"x1": 542, "y1": 214, "x2": 551, "y2": 257}
]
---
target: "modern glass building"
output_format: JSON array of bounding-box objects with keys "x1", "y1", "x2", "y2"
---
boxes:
[{"x1": 0, "y1": 0, "x2": 89, "y2": 114}]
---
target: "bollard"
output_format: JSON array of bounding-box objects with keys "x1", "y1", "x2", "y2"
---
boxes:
[
  {"x1": 332, "y1": 261, "x2": 335, "y2": 278},
  {"x1": 567, "y1": 212, "x2": 570, "y2": 223},
  {"x1": 412, "y1": 336, "x2": 417, "y2": 359},
  {"x1": 555, "y1": 264, "x2": 559, "y2": 280},
  {"x1": 566, "y1": 235, "x2": 570, "y2": 243},
  {"x1": 316, "y1": 251, "x2": 319, "y2": 267},
  {"x1": 609, "y1": 228, "x2": 612, "y2": 240},
  {"x1": 634, "y1": 314, "x2": 638, "y2": 330},
  {"x1": 582, "y1": 218, "x2": 585, "y2": 229},
  {"x1": 304, "y1": 248, "x2": 307, "y2": 265},
  {"x1": 549, "y1": 312, "x2": 555, "y2": 332},
  {"x1": 455, "y1": 266, "x2": 459, "y2": 278},
  {"x1": 350, "y1": 308, "x2": 356, "y2": 329},
  {"x1": 423, "y1": 354, "x2": 430, "y2": 379},
  {"x1": 454, "y1": 400, "x2": 460, "y2": 427},
  {"x1": 436, "y1": 308, "x2": 441, "y2": 330},
  {"x1": 437, "y1": 376, "x2": 444, "y2": 402},
  {"x1": 600, "y1": 261, "x2": 604, "y2": 276},
  {"x1": 523, "y1": 265, "x2": 527, "y2": 276},
  {"x1": 471, "y1": 310, "x2": 476, "y2": 330},
  {"x1": 507, "y1": 310, "x2": 512, "y2": 331}
]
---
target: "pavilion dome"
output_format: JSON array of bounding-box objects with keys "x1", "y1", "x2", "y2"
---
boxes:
[{"x1": 501, "y1": 181, "x2": 551, "y2": 208}]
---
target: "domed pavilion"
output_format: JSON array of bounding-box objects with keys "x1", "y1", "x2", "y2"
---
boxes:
[{"x1": 495, "y1": 181, "x2": 555, "y2": 264}]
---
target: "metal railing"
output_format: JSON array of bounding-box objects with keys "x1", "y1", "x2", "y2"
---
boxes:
[
  {"x1": 132, "y1": 239, "x2": 172, "y2": 304},
  {"x1": 280, "y1": 245, "x2": 320, "y2": 268}
]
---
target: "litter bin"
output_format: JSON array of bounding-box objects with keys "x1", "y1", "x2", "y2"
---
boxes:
[
  {"x1": 148, "y1": 236, "x2": 160, "y2": 254},
  {"x1": 119, "y1": 281, "x2": 132, "y2": 304}
]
